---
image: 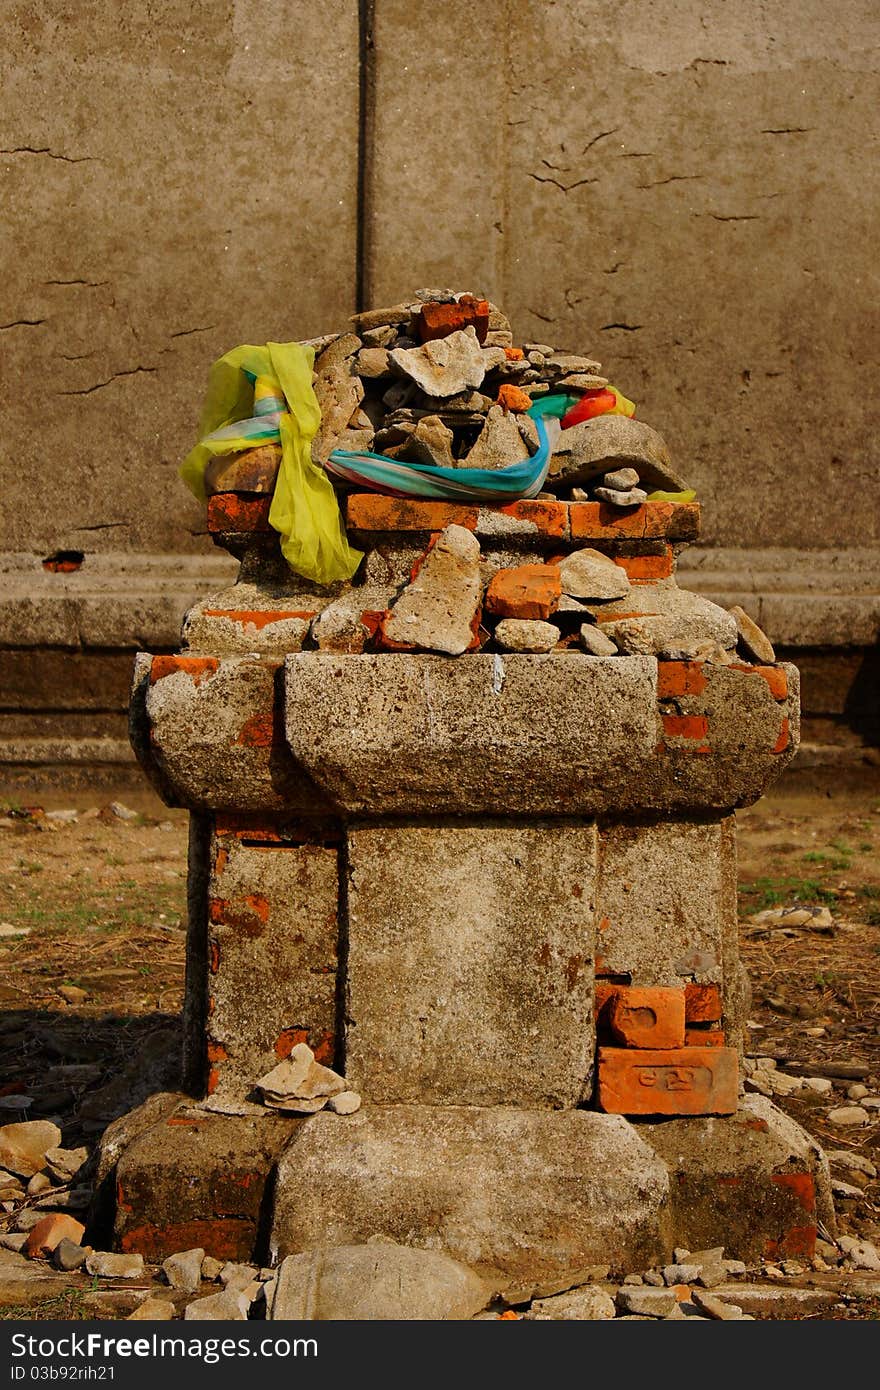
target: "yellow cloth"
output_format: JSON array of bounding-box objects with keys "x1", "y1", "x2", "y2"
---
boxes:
[{"x1": 179, "y1": 342, "x2": 363, "y2": 585}]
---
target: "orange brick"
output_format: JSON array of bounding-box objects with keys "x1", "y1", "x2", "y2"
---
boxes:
[
  {"x1": 495, "y1": 383, "x2": 532, "y2": 413},
  {"x1": 494, "y1": 499, "x2": 569, "y2": 538},
  {"x1": 594, "y1": 981, "x2": 620, "y2": 1022},
  {"x1": 274, "y1": 1026, "x2": 334, "y2": 1064},
  {"x1": 662, "y1": 713, "x2": 710, "y2": 743},
  {"x1": 656, "y1": 660, "x2": 708, "y2": 698},
  {"x1": 613, "y1": 549, "x2": 674, "y2": 582},
  {"x1": 345, "y1": 494, "x2": 479, "y2": 532},
  {"x1": 729, "y1": 663, "x2": 788, "y2": 700},
  {"x1": 685, "y1": 982, "x2": 722, "y2": 1023},
  {"x1": 608, "y1": 987, "x2": 686, "y2": 1049},
  {"x1": 417, "y1": 295, "x2": 489, "y2": 344},
  {"x1": 24, "y1": 1213, "x2": 86, "y2": 1259},
  {"x1": 771, "y1": 716, "x2": 790, "y2": 754},
  {"x1": 484, "y1": 564, "x2": 562, "y2": 621},
  {"x1": 569, "y1": 501, "x2": 700, "y2": 541},
  {"x1": 504, "y1": 346, "x2": 525, "y2": 360},
  {"x1": 234, "y1": 711, "x2": 275, "y2": 748},
  {"x1": 596, "y1": 1046, "x2": 738, "y2": 1116},
  {"x1": 685, "y1": 1027, "x2": 726, "y2": 1047},
  {"x1": 207, "y1": 494, "x2": 272, "y2": 532},
  {"x1": 149, "y1": 655, "x2": 219, "y2": 686}
]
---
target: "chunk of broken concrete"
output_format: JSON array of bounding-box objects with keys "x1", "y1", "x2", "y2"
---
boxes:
[
  {"x1": 558, "y1": 548, "x2": 630, "y2": 601},
  {"x1": 526, "y1": 1285, "x2": 616, "y2": 1320},
  {"x1": 0, "y1": 1121, "x2": 62, "y2": 1178},
  {"x1": 256, "y1": 1043, "x2": 347, "y2": 1113},
  {"x1": 269, "y1": 1242, "x2": 490, "y2": 1321},
  {"x1": 548, "y1": 415, "x2": 687, "y2": 493},
  {"x1": 397, "y1": 415, "x2": 456, "y2": 468},
  {"x1": 390, "y1": 326, "x2": 487, "y2": 398},
  {"x1": 463, "y1": 405, "x2": 530, "y2": 470},
  {"x1": 128, "y1": 1297, "x2": 175, "y2": 1321},
  {"x1": 730, "y1": 605, "x2": 776, "y2": 665},
  {"x1": 327, "y1": 1090, "x2": 362, "y2": 1115},
  {"x1": 493, "y1": 619, "x2": 559, "y2": 653},
  {"x1": 184, "y1": 1289, "x2": 250, "y2": 1320},
  {"x1": 594, "y1": 486, "x2": 648, "y2": 507},
  {"x1": 162, "y1": 1247, "x2": 205, "y2": 1293},
  {"x1": 85, "y1": 1251, "x2": 145, "y2": 1279},
  {"x1": 580, "y1": 624, "x2": 619, "y2": 656},
  {"x1": 381, "y1": 525, "x2": 482, "y2": 656}
]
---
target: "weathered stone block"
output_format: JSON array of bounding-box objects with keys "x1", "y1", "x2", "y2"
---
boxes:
[
  {"x1": 596, "y1": 818, "x2": 730, "y2": 986},
  {"x1": 346, "y1": 823, "x2": 596, "y2": 1106},
  {"x1": 114, "y1": 1106, "x2": 300, "y2": 1263},
  {"x1": 270, "y1": 1106, "x2": 671, "y2": 1286},
  {"x1": 596, "y1": 1046, "x2": 738, "y2": 1116},
  {"x1": 205, "y1": 835, "x2": 340, "y2": 1101}
]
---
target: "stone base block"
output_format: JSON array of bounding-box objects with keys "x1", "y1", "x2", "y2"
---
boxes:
[
  {"x1": 640, "y1": 1094, "x2": 835, "y2": 1262},
  {"x1": 269, "y1": 1104, "x2": 670, "y2": 1287},
  {"x1": 110, "y1": 1098, "x2": 301, "y2": 1263}
]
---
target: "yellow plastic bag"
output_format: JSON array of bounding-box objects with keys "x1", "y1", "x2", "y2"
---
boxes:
[{"x1": 179, "y1": 342, "x2": 363, "y2": 585}]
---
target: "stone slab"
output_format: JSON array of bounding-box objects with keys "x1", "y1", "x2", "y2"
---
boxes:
[
  {"x1": 205, "y1": 836, "x2": 340, "y2": 1102},
  {"x1": 640, "y1": 1094, "x2": 835, "y2": 1262},
  {"x1": 345, "y1": 823, "x2": 596, "y2": 1106},
  {"x1": 270, "y1": 1105, "x2": 670, "y2": 1286},
  {"x1": 113, "y1": 1104, "x2": 301, "y2": 1263}
]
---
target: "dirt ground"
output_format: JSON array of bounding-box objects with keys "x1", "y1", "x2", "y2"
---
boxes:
[{"x1": 1, "y1": 771, "x2": 879, "y2": 1318}]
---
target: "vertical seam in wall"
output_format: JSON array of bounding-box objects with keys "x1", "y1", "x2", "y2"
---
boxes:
[
  {"x1": 500, "y1": 0, "x2": 513, "y2": 305},
  {"x1": 356, "y1": 0, "x2": 377, "y2": 312}
]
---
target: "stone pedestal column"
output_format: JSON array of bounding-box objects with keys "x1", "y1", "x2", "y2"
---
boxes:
[{"x1": 102, "y1": 495, "x2": 833, "y2": 1283}]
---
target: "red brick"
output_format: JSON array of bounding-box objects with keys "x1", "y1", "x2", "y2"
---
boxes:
[
  {"x1": 729, "y1": 663, "x2": 788, "y2": 700},
  {"x1": 484, "y1": 565, "x2": 562, "y2": 621},
  {"x1": 208, "y1": 893, "x2": 270, "y2": 933},
  {"x1": 149, "y1": 655, "x2": 218, "y2": 686},
  {"x1": 234, "y1": 711, "x2": 276, "y2": 748},
  {"x1": 608, "y1": 987, "x2": 686, "y2": 1049},
  {"x1": 657, "y1": 661, "x2": 708, "y2": 698},
  {"x1": 494, "y1": 499, "x2": 569, "y2": 537},
  {"x1": 662, "y1": 713, "x2": 710, "y2": 745},
  {"x1": 24, "y1": 1213, "x2": 86, "y2": 1259},
  {"x1": 764, "y1": 1174, "x2": 817, "y2": 1258},
  {"x1": 771, "y1": 716, "x2": 790, "y2": 754},
  {"x1": 685, "y1": 1027, "x2": 726, "y2": 1047},
  {"x1": 417, "y1": 295, "x2": 490, "y2": 344},
  {"x1": 496, "y1": 383, "x2": 532, "y2": 413},
  {"x1": 119, "y1": 1218, "x2": 254, "y2": 1264},
  {"x1": 569, "y1": 501, "x2": 700, "y2": 541},
  {"x1": 613, "y1": 548, "x2": 674, "y2": 583},
  {"x1": 207, "y1": 494, "x2": 272, "y2": 533},
  {"x1": 345, "y1": 494, "x2": 478, "y2": 532},
  {"x1": 274, "y1": 1026, "x2": 334, "y2": 1064},
  {"x1": 685, "y1": 982, "x2": 722, "y2": 1023},
  {"x1": 596, "y1": 1046, "x2": 738, "y2": 1116}
]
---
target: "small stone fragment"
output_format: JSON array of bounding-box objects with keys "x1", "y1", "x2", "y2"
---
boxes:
[
  {"x1": 381, "y1": 525, "x2": 482, "y2": 656},
  {"x1": 390, "y1": 326, "x2": 487, "y2": 398},
  {"x1": 462, "y1": 405, "x2": 529, "y2": 470},
  {"x1": 602, "y1": 467, "x2": 640, "y2": 490},
  {"x1": 827, "y1": 1150, "x2": 877, "y2": 1178},
  {"x1": 827, "y1": 1105, "x2": 870, "y2": 1126},
  {"x1": 201, "y1": 1255, "x2": 224, "y2": 1281},
  {"x1": 85, "y1": 1251, "x2": 145, "y2": 1279},
  {"x1": 0, "y1": 1120, "x2": 62, "y2": 1178},
  {"x1": 128, "y1": 1297, "x2": 175, "y2": 1321},
  {"x1": 594, "y1": 486, "x2": 648, "y2": 507},
  {"x1": 327, "y1": 1090, "x2": 362, "y2": 1115},
  {"x1": 44, "y1": 1146, "x2": 88, "y2": 1182},
  {"x1": 355, "y1": 347, "x2": 392, "y2": 378},
  {"x1": 615, "y1": 1287, "x2": 677, "y2": 1317},
  {"x1": 730, "y1": 605, "x2": 776, "y2": 664},
  {"x1": 52, "y1": 1239, "x2": 90, "y2": 1271},
  {"x1": 58, "y1": 985, "x2": 89, "y2": 1005},
  {"x1": 397, "y1": 416, "x2": 456, "y2": 469},
  {"x1": 256, "y1": 1043, "x2": 348, "y2": 1113},
  {"x1": 184, "y1": 1289, "x2": 250, "y2": 1320},
  {"x1": 493, "y1": 619, "x2": 559, "y2": 654},
  {"x1": 691, "y1": 1289, "x2": 746, "y2": 1320},
  {"x1": 27, "y1": 1172, "x2": 52, "y2": 1196},
  {"x1": 803, "y1": 1077, "x2": 833, "y2": 1095},
  {"x1": 838, "y1": 1236, "x2": 880, "y2": 1271},
  {"x1": 219, "y1": 1261, "x2": 259, "y2": 1292},
  {"x1": 558, "y1": 548, "x2": 630, "y2": 601},
  {"x1": 847, "y1": 1083, "x2": 869, "y2": 1101},
  {"x1": 269, "y1": 1242, "x2": 489, "y2": 1321},
  {"x1": 526, "y1": 1286, "x2": 616, "y2": 1320},
  {"x1": 162, "y1": 1247, "x2": 205, "y2": 1293},
  {"x1": 579, "y1": 624, "x2": 619, "y2": 656},
  {"x1": 662, "y1": 1264, "x2": 701, "y2": 1285}
]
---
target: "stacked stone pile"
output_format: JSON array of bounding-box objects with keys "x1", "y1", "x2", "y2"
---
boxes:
[{"x1": 205, "y1": 286, "x2": 689, "y2": 499}]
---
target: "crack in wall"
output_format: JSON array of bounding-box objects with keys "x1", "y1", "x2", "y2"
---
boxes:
[
  {"x1": 0, "y1": 319, "x2": 45, "y2": 330},
  {"x1": 1, "y1": 147, "x2": 99, "y2": 163},
  {"x1": 57, "y1": 366, "x2": 159, "y2": 396},
  {"x1": 528, "y1": 172, "x2": 599, "y2": 193}
]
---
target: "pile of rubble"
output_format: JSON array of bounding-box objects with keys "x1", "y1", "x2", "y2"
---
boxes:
[{"x1": 205, "y1": 287, "x2": 690, "y2": 501}]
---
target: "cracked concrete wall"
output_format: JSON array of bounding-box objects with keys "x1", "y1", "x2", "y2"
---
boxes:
[
  {"x1": 1, "y1": 1, "x2": 877, "y2": 563},
  {"x1": 366, "y1": 0, "x2": 880, "y2": 552},
  {"x1": 0, "y1": 0, "x2": 360, "y2": 556}
]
